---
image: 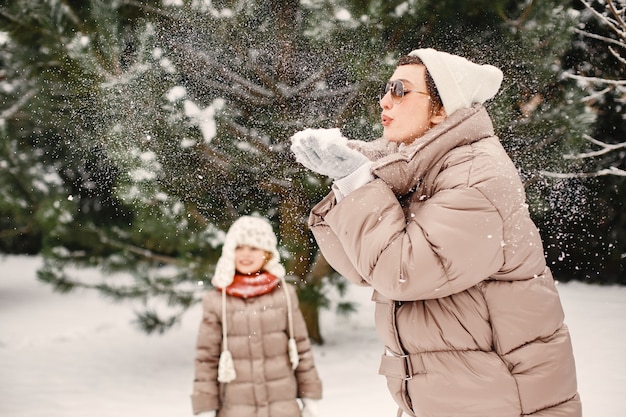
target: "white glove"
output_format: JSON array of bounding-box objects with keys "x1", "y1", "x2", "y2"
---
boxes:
[
  {"x1": 290, "y1": 128, "x2": 369, "y2": 180},
  {"x1": 197, "y1": 411, "x2": 216, "y2": 417},
  {"x1": 301, "y1": 398, "x2": 320, "y2": 417}
]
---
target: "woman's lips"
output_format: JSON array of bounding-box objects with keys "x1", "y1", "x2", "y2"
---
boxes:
[{"x1": 381, "y1": 114, "x2": 392, "y2": 127}]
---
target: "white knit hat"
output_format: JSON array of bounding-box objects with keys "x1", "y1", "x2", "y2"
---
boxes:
[
  {"x1": 409, "y1": 48, "x2": 503, "y2": 116},
  {"x1": 211, "y1": 215, "x2": 286, "y2": 289}
]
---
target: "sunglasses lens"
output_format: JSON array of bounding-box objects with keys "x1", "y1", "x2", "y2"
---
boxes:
[
  {"x1": 381, "y1": 83, "x2": 389, "y2": 98},
  {"x1": 380, "y1": 80, "x2": 405, "y2": 102},
  {"x1": 391, "y1": 81, "x2": 400, "y2": 98},
  {"x1": 391, "y1": 81, "x2": 405, "y2": 99}
]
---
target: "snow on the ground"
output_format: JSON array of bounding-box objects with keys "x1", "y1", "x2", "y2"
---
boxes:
[{"x1": 1, "y1": 255, "x2": 625, "y2": 417}]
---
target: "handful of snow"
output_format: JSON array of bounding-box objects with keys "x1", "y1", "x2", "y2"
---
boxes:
[
  {"x1": 290, "y1": 128, "x2": 368, "y2": 180},
  {"x1": 290, "y1": 127, "x2": 347, "y2": 149}
]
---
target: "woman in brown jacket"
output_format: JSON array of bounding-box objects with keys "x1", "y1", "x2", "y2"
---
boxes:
[
  {"x1": 191, "y1": 215, "x2": 322, "y2": 417},
  {"x1": 290, "y1": 49, "x2": 581, "y2": 417}
]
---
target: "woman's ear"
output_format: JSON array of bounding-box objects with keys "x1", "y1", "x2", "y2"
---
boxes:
[{"x1": 430, "y1": 106, "x2": 447, "y2": 126}]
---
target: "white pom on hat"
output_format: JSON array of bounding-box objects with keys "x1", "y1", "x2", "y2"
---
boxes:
[
  {"x1": 211, "y1": 215, "x2": 286, "y2": 289},
  {"x1": 409, "y1": 48, "x2": 503, "y2": 116}
]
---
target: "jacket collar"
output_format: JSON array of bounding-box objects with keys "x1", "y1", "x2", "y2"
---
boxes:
[{"x1": 371, "y1": 104, "x2": 495, "y2": 196}]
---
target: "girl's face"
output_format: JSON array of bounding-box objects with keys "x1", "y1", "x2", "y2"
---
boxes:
[
  {"x1": 234, "y1": 245, "x2": 268, "y2": 275},
  {"x1": 380, "y1": 64, "x2": 446, "y2": 144}
]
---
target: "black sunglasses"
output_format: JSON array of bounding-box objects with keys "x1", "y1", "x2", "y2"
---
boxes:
[{"x1": 380, "y1": 80, "x2": 429, "y2": 104}]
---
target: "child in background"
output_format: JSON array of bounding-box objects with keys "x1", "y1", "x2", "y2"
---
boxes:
[{"x1": 191, "y1": 215, "x2": 322, "y2": 417}]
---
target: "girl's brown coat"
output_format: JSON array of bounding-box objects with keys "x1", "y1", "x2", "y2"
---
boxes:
[
  {"x1": 309, "y1": 105, "x2": 581, "y2": 417},
  {"x1": 191, "y1": 283, "x2": 322, "y2": 417}
]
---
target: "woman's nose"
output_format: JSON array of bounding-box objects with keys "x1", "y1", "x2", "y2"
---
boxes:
[{"x1": 380, "y1": 92, "x2": 393, "y2": 110}]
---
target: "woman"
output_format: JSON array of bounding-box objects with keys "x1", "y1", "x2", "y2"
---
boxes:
[{"x1": 291, "y1": 48, "x2": 581, "y2": 417}]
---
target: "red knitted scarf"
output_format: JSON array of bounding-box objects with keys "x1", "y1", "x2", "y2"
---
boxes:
[{"x1": 224, "y1": 272, "x2": 279, "y2": 299}]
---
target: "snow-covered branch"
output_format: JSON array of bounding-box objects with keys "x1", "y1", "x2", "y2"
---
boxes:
[
  {"x1": 541, "y1": 166, "x2": 626, "y2": 178},
  {"x1": 609, "y1": 45, "x2": 626, "y2": 64},
  {"x1": 100, "y1": 234, "x2": 180, "y2": 265},
  {"x1": 0, "y1": 88, "x2": 36, "y2": 120},
  {"x1": 187, "y1": 48, "x2": 276, "y2": 99},
  {"x1": 579, "y1": 0, "x2": 626, "y2": 40},
  {"x1": 222, "y1": 118, "x2": 274, "y2": 154},
  {"x1": 563, "y1": 0, "x2": 626, "y2": 101},
  {"x1": 556, "y1": 0, "x2": 626, "y2": 178},
  {"x1": 564, "y1": 134, "x2": 626, "y2": 159},
  {"x1": 574, "y1": 27, "x2": 625, "y2": 49},
  {"x1": 562, "y1": 72, "x2": 626, "y2": 86}
]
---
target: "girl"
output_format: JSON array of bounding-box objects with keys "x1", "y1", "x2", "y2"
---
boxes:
[{"x1": 191, "y1": 215, "x2": 322, "y2": 417}]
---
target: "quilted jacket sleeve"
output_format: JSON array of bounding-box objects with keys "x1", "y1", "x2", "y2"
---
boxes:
[
  {"x1": 310, "y1": 175, "x2": 505, "y2": 301},
  {"x1": 191, "y1": 292, "x2": 222, "y2": 414},
  {"x1": 309, "y1": 191, "x2": 371, "y2": 287}
]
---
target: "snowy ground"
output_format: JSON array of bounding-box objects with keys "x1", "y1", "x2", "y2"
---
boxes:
[{"x1": 1, "y1": 255, "x2": 625, "y2": 417}]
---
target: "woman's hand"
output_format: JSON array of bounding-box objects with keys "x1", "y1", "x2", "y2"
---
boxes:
[{"x1": 290, "y1": 128, "x2": 368, "y2": 180}]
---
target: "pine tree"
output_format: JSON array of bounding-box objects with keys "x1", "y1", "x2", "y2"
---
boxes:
[
  {"x1": 142, "y1": 0, "x2": 372, "y2": 340},
  {"x1": 0, "y1": 0, "x2": 224, "y2": 333},
  {"x1": 1, "y1": 0, "x2": 368, "y2": 340},
  {"x1": 548, "y1": 0, "x2": 626, "y2": 282}
]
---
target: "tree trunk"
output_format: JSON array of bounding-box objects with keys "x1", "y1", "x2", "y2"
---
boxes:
[
  {"x1": 298, "y1": 297, "x2": 322, "y2": 344},
  {"x1": 278, "y1": 185, "x2": 329, "y2": 344}
]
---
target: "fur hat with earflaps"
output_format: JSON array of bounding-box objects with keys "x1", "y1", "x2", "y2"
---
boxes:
[
  {"x1": 212, "y1": 215, "x2": 286, "y2": 289},
  {"x1": 212, "y1": 215, "x2": 298, "y2": 383},
  {"x1": 409, "y1": 48, "x2": 503, "y2": 116}
]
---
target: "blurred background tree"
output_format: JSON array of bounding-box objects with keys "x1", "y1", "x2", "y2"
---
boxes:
[
  {"x1": 0, "y1": 0, "x2": 622, "y2": 342},
  {"x1": 549, "y1": 0, "x2": 625, "y2": 282}
]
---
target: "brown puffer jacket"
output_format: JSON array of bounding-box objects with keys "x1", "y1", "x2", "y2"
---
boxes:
[
  {"x1": 309, "y1": 105, "x2": 581, "y2": 417},
  {"x1": 191, "y1": 283, "x2": 322, "y2": 417}
]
